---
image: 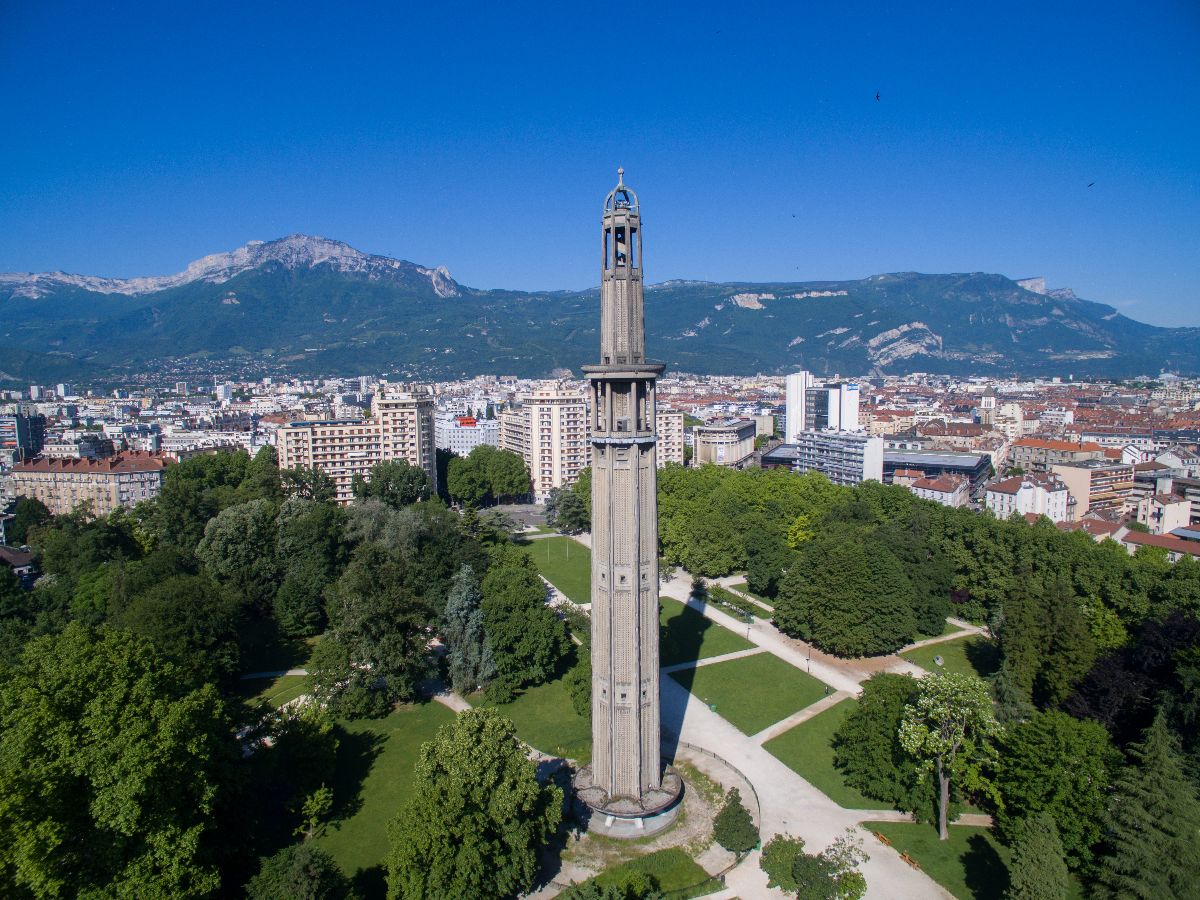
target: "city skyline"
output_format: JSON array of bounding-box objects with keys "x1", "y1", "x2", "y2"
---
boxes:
[{"x1": 2, "y1": 2, "x2": 1198, "y2": 325}]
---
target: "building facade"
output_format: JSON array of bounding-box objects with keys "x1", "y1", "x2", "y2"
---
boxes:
[
  {"x1": 498, "y1": 385, "x2": 589, "y2": 501},
  {"x1": 0, "y1": 413, "x2": 46, "y2": 465},
  {"x1": 910, "y1": 475, "x2": 971, "y2": 507},
  {"x1": 655, "y1": 408, "x2": 685, "y2": 467},
  {"x1": 985, "y1": 473, "x2": 1071, "y2": 522},
  {"x1": 789, "y1": 430, "x2": 884, "y2": 485},
  {"x1": 6, "y1": 451, "x2": 168, "y2": 516},
  {"x1": 434, "y1": 413, "x2": 500, "y2": 456},
  {"x1": 1009, "y1": 438, "x2": 1103, "y2": 472},
  {"x1": 276, "y1": 390, "x2": 435, "y2": 503},
  {"x1": 692, "y1": 418, "x2": 756, "y2": 466},
  {"x1": 1051, "y1": 460, "x2": 1136, "y2": 521}
]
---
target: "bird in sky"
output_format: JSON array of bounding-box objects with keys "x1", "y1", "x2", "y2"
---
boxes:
[
  {"x1": 875, "y1": 91, "x2": 880, "y2": 101},
  {"x1": 1088, "y1": 182, "x2": 1096, "y2": 188}
]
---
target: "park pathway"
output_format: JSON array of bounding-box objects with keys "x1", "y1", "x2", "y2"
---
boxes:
[
  {"x1": 750, "y1": 689, "x2": 854, "y2": 745},
  {"x1": 660, "y1": 646, "x2": 768, "y2": 674},
  {"x1": 240, "y1": 668, "x2": 308, "y2": 679}
]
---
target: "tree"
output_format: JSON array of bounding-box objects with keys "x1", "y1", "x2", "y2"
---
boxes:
[
  {"x1": 446, "y1": 455, "x2": 489, "y2": 507},
  {"x1": 1093, "y1": 711, "x2": 1200, "y2": 898},
  {"x1": 246, "y1": 843, "x2": 353, "y2": 900},
  {"x1": 385, "y1": 708, "x2": 562, "y2": 900},
  {"x1": 1033, "y1": 576, "x2": 1096, "y2": 708},
  {"x1": 833, "y1": 673, "x2": 937, "y2": 818},
  {"x1": 442, "y1": 565, "x2": 494, "y2": 694},
  {"x1": 1005, "y1": 812, "x2": 1069, "y2": 900},
  {"x1": 775, "y1": 530, "x2": 918, "y2": 657},
  {"x1": 319, "y1": 544, "x2": 438, "y2": 712},
  {"x1": 713, "y1": 787, "x2": 758, "y2": 853},
  {"x1": 282, "y1": 466, "x2": 336, "y2": 502},
  {"x1": 480, "y1": 545, "x2": 568, "y2": 691},
  {"x1": 554, "y1": 488, "x2": 591, "y2": 534},
  {"x1": 115, "y1": 573, "x2": 242, "y2": 689},
  {"x1": 275, "y1": 559, "x2": 332, "y2": 637},
  {"x1": 993, "y1": 711, "x2": 1119, "y2": 869},
  {"x1": 790, "y1": 854, "x2": 839, "y2": 900},
  {"x1": 898, "y1": 673, "x2": 1001, "y2": 840},
  {"x1": 563, "y1": 650, "x2": 591, "y2": 717},
  {"x1": 352, "y1": 459, "x2": 433, "y2": 508},
  {"x1": 761, "y1": 835, "x2": 807, "y2": 895},
  {"x1": 485, "y1": 449, "x2": 530, "y2": 502},
  {"x1": 0, "y1": 623, "x2": 229, "y2": 897},
  {"x1": 195, "y1": 498, "x2": 280, "y2": 612},
  {"x1": 559, "y1": 873, "x2": 661, "y2": 899},
  {"x1": 6, "y1": 496, "x2": 51, "y2": 545}
]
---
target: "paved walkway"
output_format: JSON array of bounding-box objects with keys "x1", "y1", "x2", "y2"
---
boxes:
[
  {"x1": 900, "y1": 623, "x2": 986, "y2": 652},
  {"x1": 660, "y1": 646, "x2": 768, "y2": 674},
  {"x1": 240, "y1": 668, "x2": 308, "y2": 679},
  {"x1": 750, "y1": 690, "x2": 853, "y2": 745}
]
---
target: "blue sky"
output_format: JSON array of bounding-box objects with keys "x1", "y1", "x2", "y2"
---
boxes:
[{"x1": 1, "y1": 1, "x2": 1198, "y2": 325}]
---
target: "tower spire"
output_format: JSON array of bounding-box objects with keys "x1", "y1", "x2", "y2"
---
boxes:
[{"x1": 576, "y1": 170, "x2": 679, "y2": 824}]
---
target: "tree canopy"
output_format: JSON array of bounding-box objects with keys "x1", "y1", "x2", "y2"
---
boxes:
[{"x1": 386, "y1": 708, "x2": 562, "y2": 899}]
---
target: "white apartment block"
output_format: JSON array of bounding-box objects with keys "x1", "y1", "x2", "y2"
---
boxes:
[
  {"x1": 499, "y1": 385, "x2": 588, "y2": 501},
  {"x1": 435, "y1": 413, "x2": 500, "y2": 456},
  {"x1": 1136, "y1": 493, "x2": 1191, "y2": 535},
  {"x1": 655, "y1": 408, "x2": 685, "y2": 467},
  {"x1": 910, "y1": 475, "x2": 971, "y2": 508},
  {"x1": 790, "y1": 430, "x2": 883, "y2": 486},
  {"x1": 276, "y1": 390, "x2": 435, "y2": 504},
  {"x1": 985, "y1": 473, "x2": 1071, "y2": 523}
]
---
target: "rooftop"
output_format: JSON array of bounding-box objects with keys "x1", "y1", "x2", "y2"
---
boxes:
[{"x1": 13, "y1": 451, "x2": 169, "y2": 474}]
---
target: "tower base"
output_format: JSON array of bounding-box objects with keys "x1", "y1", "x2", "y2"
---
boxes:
[{"x1": 572, "y1": 763, "x2": 683, "y2": 838}]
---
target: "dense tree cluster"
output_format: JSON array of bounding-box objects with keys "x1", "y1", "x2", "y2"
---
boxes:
[
  {"x1": 445, "y1": 445, "x2": 530, "y2": 507},
  {"x1": 545, "y1": 467, "x2": 591, "y2": 534},
  {"x1": 0, "y1": 446, "x2": 575, "y2": 896}
]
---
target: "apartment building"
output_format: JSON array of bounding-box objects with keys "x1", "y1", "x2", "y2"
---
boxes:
[
  {"x1": 499, "y1": 385, "x2": 588, "y2": 501},
  {"x1": 0, "y1": 413, "x2": 46, "y2": 465},
  {"x1": 1051, "y1": 460, "x2": 1136, "y2": 521},
  {"x1": 6, "y1": 451, "x2": 169, "y2": 515},
  {"x1": 765, "y1": 430, "x2": 884, "y2": 486},
  {"x1": 655, "y1": 408, "x2": 685, "y2": 467},
  {"x1": 1009, "y1": 438, "x2": 1104, "y2": 472},
  {"x1": 276, "y1": 390, "x2": 435, "y2": 504},
  {"x1": 910, "y1": 475, "x2": 971, "y2": 508},
  {"x1": 693, "y1": 418, "x2": 756, "y2": 466},
  {"x1": 985, "y1": 473, "x2": 1071, "y2": 523},
  {"x1": 435, "y1": 413, "x2": 500, "y2": 456},
  {"x1": 1136, "y1": 493, "x2": 1191, "y2": 535}
]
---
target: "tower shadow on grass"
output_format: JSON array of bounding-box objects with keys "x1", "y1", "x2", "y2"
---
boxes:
[{"x1": 962, "y1": 833, "x2": 1008, "y2": 900}]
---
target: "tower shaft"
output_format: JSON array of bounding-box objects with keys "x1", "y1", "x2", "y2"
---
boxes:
[{"x1": 583, "y1": 171, "x2": 665, "y2": 804}]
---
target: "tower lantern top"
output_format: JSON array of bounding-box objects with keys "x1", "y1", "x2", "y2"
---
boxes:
[{"x1": 604, "y1": 167, "x2": 639, "y2": 215}]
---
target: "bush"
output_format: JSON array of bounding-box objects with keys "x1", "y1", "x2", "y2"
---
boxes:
[{"x1": 713, "y1": 787, "x2": 758, "y2": 853}]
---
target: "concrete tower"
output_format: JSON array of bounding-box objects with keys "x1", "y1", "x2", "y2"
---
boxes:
[{"x1": 577, "y1": 170, "x2": 676, "y2": 818}]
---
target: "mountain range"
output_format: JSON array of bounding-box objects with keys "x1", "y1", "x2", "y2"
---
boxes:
[{"x1": 2, "y1": 234, "x2": 1197, "y2": 385}]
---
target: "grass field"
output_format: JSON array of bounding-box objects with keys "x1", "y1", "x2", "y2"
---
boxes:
[
  {"x1": 475, "y1": 675, "x2": 592, "y2": 762},
  {"x1": 238, "y1": 673, "x2": 309, "y2": 708},
  {"x1": 763, "y1": 698, "x2": 893, "y2": 810},
  {"x1": 729, "y1": 582, "x2": 774, "y2": 610},
  {"x1": 317, "y1": 702, "x2": 457, "y2": 896},
  {"x1": 902, "y1": 635, "x2": 1000, "y2": 679},
  {"x1": 522, "y1": 536, "x2": 591, "y2": 604},
  {"x1": 669, "y1": 652, "x2": 829, "y2": 735},
  {"x1": 867, "y1": 822, "x2": 1009, "y2": 900},
  {"x1": 580, "y1": 847, "x2": 720, "y2": 899},
  {"x1": 659, "y1": 596, "x2": 754, "y2": 667}
]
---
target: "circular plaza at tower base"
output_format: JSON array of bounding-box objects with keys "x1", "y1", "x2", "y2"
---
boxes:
[{"x1": 572, "y1": 763, "x2": 684, "y2": 838}]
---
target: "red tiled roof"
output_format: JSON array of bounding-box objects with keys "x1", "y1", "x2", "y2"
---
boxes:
[
  {"x1": 1121, "y1": 531, "x2": 1200, "y2": 558},
  {"x1": 14, "y1": 451, "x2": 169, "y2": 474}
]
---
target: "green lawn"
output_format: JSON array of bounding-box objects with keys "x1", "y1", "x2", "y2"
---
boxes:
[
  {"x1": 867, "y1": 822, "x2": 1009, "y2": 900},
  {"x1": 317, "y1": 702, "x2": 458, "y2": 893},
  {"x1": 237, "y1": 673, "x2": 309, "y2": 708},
  {"x1": 522, "y1": 535, "x2": 592, "y2": 604},
  {"x1": 902, "y1": 635, "x2": 1000, "y2": 679},
  {"x1": 763, "y1": 698, "x2": 893, "y2": 810},
  {"x1": 669, "y1": 652, "x2": 829, "y2": 735},
  {"x1": 659, "y1": 597, "x2": 754, "y2": 667},
  {"x1": 729, "y1": 582, "x2": 774, "y2": 610},
  {"x1": 581, "y1": 847, "x2": 720, "y2": 899},
  {"x1": 475, "y1": 674, "x2": 592, "y2": 762}
]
